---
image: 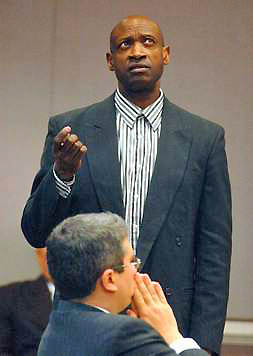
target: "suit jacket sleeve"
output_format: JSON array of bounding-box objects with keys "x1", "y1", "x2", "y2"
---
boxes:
[
  {"x1": 189, "y1": 127, "x2": 232, "y2": 354},
  {"x1": 114, "y1": 318, "x2": 208, "y2": 356},
  {"x1": 21, "y1": 116, "x2": 74, "y2": 247}
]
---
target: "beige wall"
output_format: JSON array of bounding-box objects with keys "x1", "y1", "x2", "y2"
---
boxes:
[{"x1": 1, "y1": 0, "x2": 252, "y2": 319}]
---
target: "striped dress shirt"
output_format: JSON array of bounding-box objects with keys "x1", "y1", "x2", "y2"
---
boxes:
[
  {"x1": 115, "y1": 89, "x2": 163, "y2": 251},
  {"x1": 54, "y1": 89, "x2": 164, "y2": 251}
]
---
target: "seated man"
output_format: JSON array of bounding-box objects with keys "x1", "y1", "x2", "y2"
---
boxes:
[
  {"x1": 38, "y1": 212, "x2": 208, "y2": 356},
  {"x1": 0, "y1": 248, "x2": 54, "y2": 356}
]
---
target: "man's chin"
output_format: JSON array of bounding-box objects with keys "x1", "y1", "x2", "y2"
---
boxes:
[
  {"x1": 127, "y1": 80, "x2": 153, "y2": 93},
  {"x1": 118, "y1": 296, "x2": 134, "y2": 314}
]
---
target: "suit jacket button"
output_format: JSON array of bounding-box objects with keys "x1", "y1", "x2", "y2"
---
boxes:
[
  {"x1": 175, "y1": 236, "x2": 182, "y2": 246},
  {"x1": 165, "y1": 288, "x2": 173, "y2": 296}
]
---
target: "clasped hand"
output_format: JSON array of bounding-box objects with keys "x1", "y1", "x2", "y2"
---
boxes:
[{"x1": 128, "y1": 273, "x2": 182, "y2": 345}]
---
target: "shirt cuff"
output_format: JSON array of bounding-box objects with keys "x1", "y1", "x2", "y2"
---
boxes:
[
  {"x1": 53, "y1": 164, "x2": 75, "y2": 198},
  {"x1": 170, "y1": 338, "x2": 200, "y2": 354}
]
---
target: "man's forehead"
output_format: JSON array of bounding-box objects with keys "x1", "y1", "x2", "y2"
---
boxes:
[{"x1": 110, "y1": 16, "x2": 164, "y2": 44}]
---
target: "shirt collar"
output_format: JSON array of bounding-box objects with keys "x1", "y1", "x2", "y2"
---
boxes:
[
  {"x1": 93, "y1": 305, "x2": 110, "y2": 313},
  {"x1": 114, "y1": 88, "x2": 164, "y2": 131},
  {"x1": 47, "y1": 281, "x2": 55, "y2": 301}
]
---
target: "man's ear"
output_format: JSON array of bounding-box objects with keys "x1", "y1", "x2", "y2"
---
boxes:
[
  {"x1": 101, "y1": 269, "x2": 118, "y2": 292},
  {"x1": 106, "y1": 52, "x2": 115, "y2": 71},
  {"x1": 163, "y1": 45, "x2": 170, "y2": 65}
]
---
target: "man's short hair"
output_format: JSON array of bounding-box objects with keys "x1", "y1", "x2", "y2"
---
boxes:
[{"x1": 46, "y1": 212, "x2": 128, "y2": 299}]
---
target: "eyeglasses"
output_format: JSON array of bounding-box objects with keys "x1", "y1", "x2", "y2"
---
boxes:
[{"x1": 112, "y1": 256, "x2": 142, "y2": 273}]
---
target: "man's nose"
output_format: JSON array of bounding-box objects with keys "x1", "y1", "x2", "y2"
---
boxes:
[{"x1": 129, "y1": 42, "x2": 146, "y2": 60}]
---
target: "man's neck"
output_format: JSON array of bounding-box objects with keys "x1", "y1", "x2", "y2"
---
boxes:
[
  {"x1": 73, "y1": 294, "x2": 117, "y2": 314},
  {"x1": 118, "y1": 83, "x2": 161, "y2": 109}
]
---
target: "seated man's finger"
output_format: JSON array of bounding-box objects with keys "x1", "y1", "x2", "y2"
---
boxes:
[
  {"x1": 134, "y1": 273, "x2": 154, "y2": 305},
  {"x1": 132, "y1": 284, "x2": 145, "y2": 311},
  {"x1": 153, "y1": 282, "x2": 168, "y2": 304},
  {"x1": 130, "y1": 298, "x2": 138, "y2": 316},
  {"x1": 127, "y1": 298, "x2": 139, "y2": 318},
  {"x1": 141, "y1": 275, "x2": 160, "y2": 303}
]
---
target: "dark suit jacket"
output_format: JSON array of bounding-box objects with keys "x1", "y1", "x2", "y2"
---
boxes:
[
  {"x1": 0, "y1": 276, "x2": 52, "y2": 356},
  {"x1": 38, "y1": 300, "x2": 208, "y2": 356},
  {"x1": 21, "y1": 94, "x2": 232, "y2": 354}
]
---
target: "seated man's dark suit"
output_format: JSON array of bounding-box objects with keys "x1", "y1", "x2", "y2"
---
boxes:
[
  {"x1": 38, "y1": 300, "x2": 208, "y2": 356},
  {"x1": 0, "y1": 275, "x2": 52, "y2": 356},
  {"x1": 22, "y1": 94, "x2": 232, "y2": 354}
]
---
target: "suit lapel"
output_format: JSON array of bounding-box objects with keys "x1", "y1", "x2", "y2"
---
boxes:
[
  {"x1": 76, "y1": 95, "x2": 192, "y2": 266},
  {"x1": 79, "y1": 95, "x2": 125, "y2": 217},
  {"x1": 137, "y1": 98, "x2": 193, "y2": 266}
]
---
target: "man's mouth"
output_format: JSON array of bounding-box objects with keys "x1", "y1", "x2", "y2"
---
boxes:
[{"x1": 128, "y1": 64, "x2": 150, "y2": 73}]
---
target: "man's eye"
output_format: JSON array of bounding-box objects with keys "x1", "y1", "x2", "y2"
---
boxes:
[
  {"x1": 120, "y1": 41, "x2": 130, "y2": 49},
  {"x1": 144, "y1": 38, "x2": 155, "y2": 45}
]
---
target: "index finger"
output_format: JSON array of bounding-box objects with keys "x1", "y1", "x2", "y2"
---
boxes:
[
  {"x1": 55, "y1": 126, "x2": 72, "y2": 146},
  {"x1": 153, "y1": 282, "x2": 168, "y2": 304},
  {"x1": 132, "y1": 280, "x2": 146, "y2": 314},
  {"x1": 134, "y1": 273, "x2": 155, "y2": 305}
]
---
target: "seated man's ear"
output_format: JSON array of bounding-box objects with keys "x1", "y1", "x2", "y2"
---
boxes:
[{"x1": 100, "y1": 269, "x2": 118, "y2": 292}]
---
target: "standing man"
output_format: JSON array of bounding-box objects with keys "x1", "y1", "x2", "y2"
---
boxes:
[{"x1": 21, "y1": 15, "x2": 232, "y2": 355}]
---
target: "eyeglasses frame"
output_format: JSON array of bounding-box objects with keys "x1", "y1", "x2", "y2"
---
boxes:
[{"x1": 112, "y1": 256, "x2": 142, "y2": 273}]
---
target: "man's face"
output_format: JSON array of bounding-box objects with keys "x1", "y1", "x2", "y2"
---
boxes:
[
  {"x1": 107, "y1": 16, "x2": 169, "y2": 95},
  {"x1": 115, "y1": 238, "x2": 137, "y2": 312}
]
